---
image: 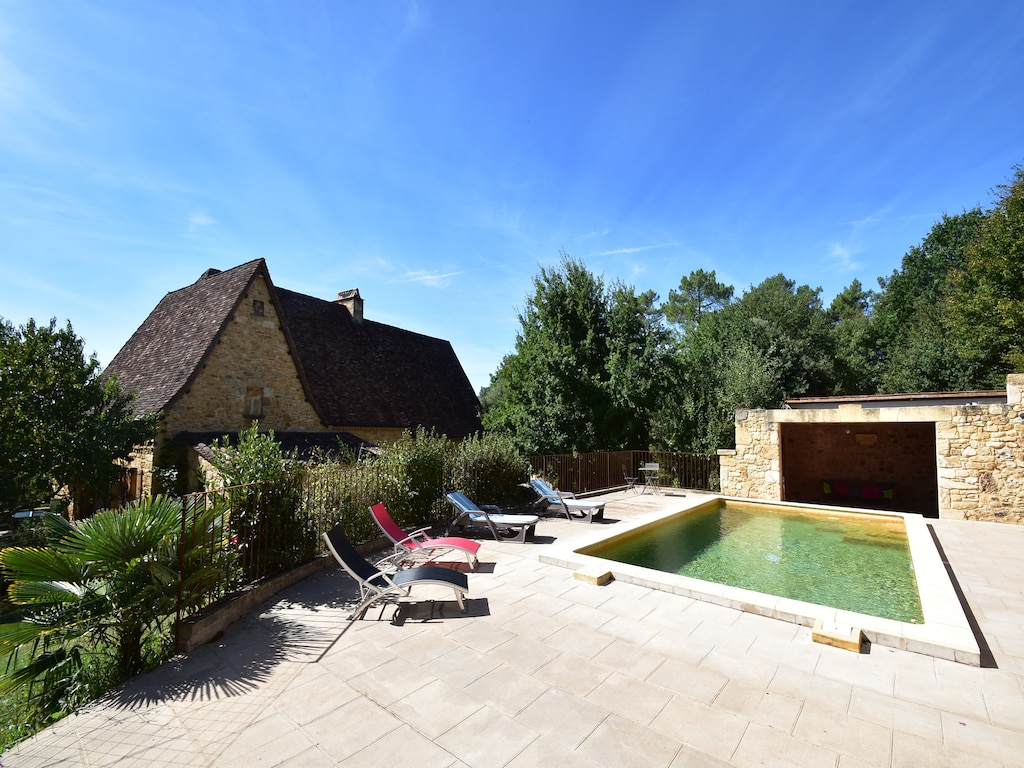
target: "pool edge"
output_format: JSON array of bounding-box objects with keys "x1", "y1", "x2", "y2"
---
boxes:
[{"x1": 539, "y1": 495, "x2": 982, "y2": 666}]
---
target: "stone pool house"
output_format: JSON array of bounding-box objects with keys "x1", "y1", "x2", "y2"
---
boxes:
[
  {"x1": 105, "y1": 259, "x2": 482, "y2": 495},
  {"x1": 718, "y1": 374, "x2": 1024, "y2": 523}
]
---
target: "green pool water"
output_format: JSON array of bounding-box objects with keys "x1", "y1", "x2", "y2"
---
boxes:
[{"x1": 580, "y1": 501, "x2": 924, "y2": 623}]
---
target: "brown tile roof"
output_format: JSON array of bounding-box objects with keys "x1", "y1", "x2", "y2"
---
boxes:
[
  {"x1": 276, "y1": 287, "x2": 482, "y2": 438},
  {"x1": 106, "y1": 259, "x2": 265, "y2": 415},
  {"x1": 105, "y1": 259, "x2": 482, "y2": 439}
]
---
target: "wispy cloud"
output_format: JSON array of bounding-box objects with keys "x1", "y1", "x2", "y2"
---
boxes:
[
  {"x1": 828, "y1": 242, "x2": 861, "y2": 272},
  {"x1": 592, "y1": 242, "x2": 680, "y2": 257},
  {"x1": 399, "y1": 269, "x2": 462, "y2": 288},
  {"x1": 0, "y1": 48, "x2": 85, "y2": 155},
  {"x1": 576, "y1": 228, "x2": 610, "y2": 241},
  {"x1": 187, "y1": 211, "x2": 215, "y2": 236}
]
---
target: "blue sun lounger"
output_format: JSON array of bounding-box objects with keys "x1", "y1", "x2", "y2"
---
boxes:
[
  {"x1": 529, "y1": 477, "x2": 606, "y2": 523},
  {"x1": 444, "y1": 491, "x2": 540, "y2": 543}
]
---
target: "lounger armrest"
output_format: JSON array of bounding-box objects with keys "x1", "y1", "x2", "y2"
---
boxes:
[
  {"x1": 375, "y1": 550, "x2": 406, "y2": 571},
  {"x1": 480, "y1": 504, "x2": 502, "y2": 515},
  {"x1": 398, "y1": 526, "x2": 432, "y2": 546},
  {"x1": 559, "y1": 490, "x2": 579, "y2": 499}
]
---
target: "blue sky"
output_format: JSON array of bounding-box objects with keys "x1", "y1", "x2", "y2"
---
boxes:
[{"x1": 2, "y1": 2, "x2": 1022, "y2": 394}]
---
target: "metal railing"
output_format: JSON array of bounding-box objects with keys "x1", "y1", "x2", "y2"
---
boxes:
[
  {"x1": 171, "y1": 460, "x2": 461, "y2": 631},
  {"x1": 173, "y1": 474, "x2": 349, "y2": 632},
  {"x1": 527, "y1": 450, "x2": 719, "y2": 495},
  {"x1": 171, "y1": 449, "x2": 719, "y2": 633}
]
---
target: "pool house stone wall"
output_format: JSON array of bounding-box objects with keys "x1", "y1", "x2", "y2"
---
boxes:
[{"x1": 718, "y1": 374, "x2": 1024, "y2": 524}]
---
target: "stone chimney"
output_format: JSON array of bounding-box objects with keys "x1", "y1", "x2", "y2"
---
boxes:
[{"x1": 335, "y1": 288, "x2": 363, "y2": 323}]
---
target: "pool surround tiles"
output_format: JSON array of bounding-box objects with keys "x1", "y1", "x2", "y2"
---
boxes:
[{"x1": 539, "y1": 495, "x2": 982, "y2": 666}]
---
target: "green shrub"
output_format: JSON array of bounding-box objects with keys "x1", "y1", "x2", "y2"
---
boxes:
[
  {"x1": 0, "y1": 496, "x2": 228, "y2": 737},
  {"x1": 449, "y1": 432, "x2": 531, "y2": 505},
  {"x1": 206, "y1": 422, "x2": 305, "y2": 578},
  {"x1": 298, "y1": 429, "x2": 531, "y2": 543}
]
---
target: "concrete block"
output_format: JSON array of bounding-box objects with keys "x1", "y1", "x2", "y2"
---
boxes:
[
  {"x1": 573, "y1": 566, "x2": 613, "y2": 586},
  {"x1": 811, "y1": 619, "x2": 863, "y2": 653}
]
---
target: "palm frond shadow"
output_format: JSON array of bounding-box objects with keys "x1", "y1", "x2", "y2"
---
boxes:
[
  {"x1": 103, "y1": 571, "x2": 367, "y2": 708},
  {"x1": 100, "y1": 614, "x2": 328, "y2": 709}
]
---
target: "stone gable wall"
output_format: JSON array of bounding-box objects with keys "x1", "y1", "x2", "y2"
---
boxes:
[
  {"x1": 119, "y1": 276, "x2": 432, "y2": 498},
  {"x1": 719, "y1": 375, "x2": 1024, "y2": 523},
  {"x1": 162, "y1": 276, "x2": 324, "y2": 436}
]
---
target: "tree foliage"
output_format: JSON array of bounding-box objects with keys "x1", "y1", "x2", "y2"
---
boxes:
[
  {"x1": 662, "y1": 268, "x2": 733, "y2": 327},
  {"x1": 205, "y1": 422, "x2": 305, "y2": 578},
  {"x1": 725, "y1": 274, "x2": 835, "y2": 399},
  {"x1": 827, "y1": 280, "x2": 877, "y2": 395},
  {"x1": 481, "y1": 253, "x2": 670, "y2": 454},
  {"x1": 0, "y1": 318, "x2": 157, "y2": 513},
  {"x1": 656, "y1": 272, "x2": 835, "y2": 452},
  {"x1": 206, "y1": 421, "x2": 296, "y2": 487},
  {"x1": 945, "y1": 165, "x2": 1024, "y2": 384},
  {"x1": 871, "y1": 209, "x2": 987, "y2": 391},
  {"x1": 482, "y1": 162, "x2": 1024, "y2": 456}
]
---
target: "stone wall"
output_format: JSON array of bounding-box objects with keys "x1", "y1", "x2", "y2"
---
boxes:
[
  {"x1": 719, "y1": 375, "x2": 1024, "y2": 524},
  {"x1": 162, "y1": 276, "x2": 323, "y2": 436},
  {"x1": 130, "y1": 443, "x2": 155, "y2": 498},
  {"x1": 937, "y1": 400, "x2": 1023, "y2": 522},
  {"x1": 718, "y1": 409, "x2": 781, "y2": 501}
]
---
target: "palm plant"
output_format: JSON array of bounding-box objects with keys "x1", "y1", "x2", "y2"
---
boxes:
[{"x1": 0, "y1": 495, "x2": 229, "y2": 727}]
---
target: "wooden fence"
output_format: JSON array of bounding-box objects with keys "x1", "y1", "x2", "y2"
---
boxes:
[{"x1": 527, "y1": 450, "x2": 719, "y2": 495}]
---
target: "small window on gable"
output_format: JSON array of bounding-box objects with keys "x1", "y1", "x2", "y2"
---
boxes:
[
  {"x1": 252, "y1": 299, "x2": 265, "y2": 316},
  {"x1": 244, "y1": 386, "x2": 264, "y2": 418}
]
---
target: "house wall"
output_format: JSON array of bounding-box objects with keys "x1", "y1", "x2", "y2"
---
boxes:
[
  {"x1": 162, "y1": 276, "x2": 323, "y2": 436},
  {"x1": 129, "y1": 444, "x2": 155, "y2": 498},
  {"x1": 719, "y1": 374, "x2": 1024, "y2": 524}
]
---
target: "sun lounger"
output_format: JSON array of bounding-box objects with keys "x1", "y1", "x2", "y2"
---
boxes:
[
  {"x1": 529, "y1": 477, "x2": 605, "y2": 523},
  {"x1": 370, "y1": 502, "x2": 480, "y2": 569},
  {"x1": 323, "y1": 524, "x2": 468, "y2": 619},
  {"x1": 444, "y1": 491, "x2": 539, "y2": 543}
]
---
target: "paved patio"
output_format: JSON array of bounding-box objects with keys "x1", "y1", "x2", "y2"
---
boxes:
[{"x1": 5, "y1": 491, "x2": 1023, "y2": 767}]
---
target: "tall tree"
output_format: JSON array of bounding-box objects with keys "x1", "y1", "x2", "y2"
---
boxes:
[
  {"x1": 482, "y1": 254, "x2": 608, "y2": 454},
  {"x1": 945, "y1": 165, "x2": 1024, "y2": 385},
  {"x1": 655, "y1": 273, "x2": 836, "y2": 453},
  {"x1": 663, "y1": 268, "x2": 734, "y2": 327},
  {"x1": 0, "y1": 318, "x2": 157, "y2": 513},
  {"x1": 481, "y1": 254, "x2": 670, "y2": 454},
  {"x1": 871, "y1": 209, "x2": 986, "y2": 392},
  {"x1": 727, "y1": 274, "x2": 835, "y2": 399},
  {"x1": 603, "y1": 284, "x2": 670, "y2": 449},
  {"x1": 828, "y1": 280, "x2": 877, "y2": 394}
]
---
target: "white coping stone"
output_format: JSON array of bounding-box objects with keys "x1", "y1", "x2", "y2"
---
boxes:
[
  {"x1": 822, "y1": 622, "x2": 853, "y2": 635},
  {"x1": 812, "y1": 618, "x2": 863, "y2": 652},
  {"x1": 539, "y1": 495, "x2": 982, "y2": 666}
]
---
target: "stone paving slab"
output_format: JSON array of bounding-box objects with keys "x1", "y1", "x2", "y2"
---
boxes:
[{"x1": 5, "y1": 491, "x2": 1024, "y2": 767}]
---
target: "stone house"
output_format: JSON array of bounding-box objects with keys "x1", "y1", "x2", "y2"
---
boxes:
[
  {"x1": 105, "y1": 259, "x2": 482, "y2": 493},
  {"x1": 718, "y1": 375, "x2": 1024, "y2": 523}
]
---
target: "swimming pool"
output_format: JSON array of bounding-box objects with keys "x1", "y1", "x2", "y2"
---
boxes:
[
  {"x1": 540, "y1": 496, "x2": 981, "y2": 665},
  {"x1": 578, "y1": 500, "x2": 923, "y2": 623}
]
